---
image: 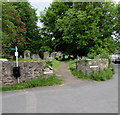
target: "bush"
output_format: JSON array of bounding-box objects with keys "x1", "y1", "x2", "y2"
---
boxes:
[
  {"x1": 89, "y1": 67, "x2": 113, "y2": 81},
  {"x1": 71, "y1": 69, "x2": 90, "y2": 79},
  {"x1": 88, "y1": 49, "x2": 112, "y2": 64},
  {"x1": 45, "y1": 60, "x2": 52, "y2": 68},
  {"x1": 69, "y1": 62, "x2": 76, "y2": 70},
  {"x1": 70, "y1": 66, "x2": 114, "y2": 81}
]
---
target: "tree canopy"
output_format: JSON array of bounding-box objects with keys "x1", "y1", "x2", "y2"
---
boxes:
[
  {"x1": 2, "y1": 1, "x2": 41, "y2": 57},
  {"x1": 40, "y1": 2, "x2": 119, "y2": 58},
  {"x1": 2, "y1": 2, "x2": 26, "y2": 56},
  {"x1": 2, "y1": 1, "x2": 119, "y2": 58}
]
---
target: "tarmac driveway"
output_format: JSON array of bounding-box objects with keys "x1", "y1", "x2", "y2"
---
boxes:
[{"x1": 1, "y1": 64, "x2": 119, "y2": 113}]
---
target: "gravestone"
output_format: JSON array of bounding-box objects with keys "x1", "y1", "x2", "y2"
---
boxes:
[
  {"x1": 31, "y1": 54, "x2": 40, "y2": 59},
  {"x1": 43, "y1": 52, "x2": 50, "y2": 59},
  {"x1": 24, "y1": 50, "x2": 31, "y2": 59},
  {"x1": 56, "y1": 52, "x2": 62, "y2": 57},
  {"x1": 20, "y1": 55, "x2": 23, "y2": 58},
  {"x1": 51, "y1": 52, "x2": 57, "y2": 60}
]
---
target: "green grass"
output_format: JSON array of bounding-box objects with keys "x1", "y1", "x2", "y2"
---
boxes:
[
  {"x1": 71, "y1": 67, "x2": 114, "y2": 81},
  {"x1": 89, "y1": 67, "x2": 114, "y2": 81},
  {"x1": 67, "y1": 59, "x2": 77, "y2": 70},
  {"x1": 52, "y1": 60, "x2": 62, "y2": 70},
  {"x1": 1, "y1": 75, "x2": 63, "y2": 91},
  {"x1": 68, "y1": 59, "x2": 114, "y2": 81},
  {"x1": 8, "y1": 58, "x2": 43, "y2": 62}
]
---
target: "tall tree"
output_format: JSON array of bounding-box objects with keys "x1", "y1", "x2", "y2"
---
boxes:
[
  {"x1": 40, "y1": 2, "x2": 73, "y2": 52},
  {"x1": 12, "y1": 2, "x2": 41, "y2": 54},
  {"x1": 40, "y1": 2, "x2": 118, "y2": 57},
  {"x1": 2, "y1": 2, "x2": 26, "y2": 57}
]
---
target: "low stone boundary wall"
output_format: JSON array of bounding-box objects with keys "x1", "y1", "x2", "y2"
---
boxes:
[
  {"x1": 2, "y1": 61, "x2": 45, "y2": 86},
  {"x1": 76, "y1": 58, "x2": 109, "y2": 74}
]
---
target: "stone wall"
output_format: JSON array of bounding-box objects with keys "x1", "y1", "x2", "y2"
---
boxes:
[
  {"x1": 76, "y1": 58, "x2": 109, "y2": 74},
  {"x1": 1, "y1": 61, "x2": 45, "y2": 86}
]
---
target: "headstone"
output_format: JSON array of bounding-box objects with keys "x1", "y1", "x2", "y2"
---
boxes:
[
  {"x1": 43, "y1": 52, "x2": 50, "y2": 59},
  {"x1": 24, "y1": 50, "x2": 31, "y2": 59},
  {"x1": 51, "y1": 52, "x2": 57, "y2": 60},
  {"x1": 20, "y1": 55, "x2": 23, "y2": 58},
  {"x1": 31, "y1": 54, "x2": 40, "y2": 59},
  {"x1": 56, "y1": 52, "x2": 62, "y2": 57}
]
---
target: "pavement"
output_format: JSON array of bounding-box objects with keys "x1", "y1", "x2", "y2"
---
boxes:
[{"x1": 1, "y1": 64, "x2": 119, "y2": 113}]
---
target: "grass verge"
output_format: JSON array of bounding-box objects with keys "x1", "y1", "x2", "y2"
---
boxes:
[
  {"x1": 71, "y1": 67, "x2": 114, "y2": 81},
  {"x1": 68, "y1": 60, "x2": 115, "y2": 81},
  {"x1": 1, "y1": 75, "x2": 63, "y2": 91}
]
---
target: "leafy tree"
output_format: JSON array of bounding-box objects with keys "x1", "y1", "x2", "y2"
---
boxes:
[
  {"x1": 12, "y1": 2, "x2": 41, "y2": 54},
  {"x1": 40, "y1": 2, "x2": 73, "y2": 52},
  {"x1": 40, "y1": 2, "x2": 118, "y2": 58},
  {"x1": 2, "y1": 2, "x2": 26, "y2": 57}
]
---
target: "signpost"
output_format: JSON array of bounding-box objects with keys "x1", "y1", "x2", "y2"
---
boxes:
[{"x1": 15, "y1": 46, "x2": 19, "y2": 83}]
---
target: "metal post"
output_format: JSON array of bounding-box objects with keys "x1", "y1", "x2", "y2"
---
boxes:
[
  {"x1": 15, "y1": 46, "x2": 19, "y2": 83},
  {"x1": 15, "y1": 46, "x2": 18, "y2": 67}
]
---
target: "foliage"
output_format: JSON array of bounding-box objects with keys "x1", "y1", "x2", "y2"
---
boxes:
[
  {"x1": 2, "y1": 2, "x2": 26, "y2": 56},
  {"x1": 52, "y1": 60, "x2": 62, "y2": 70},
  {"x1": 12, "y1": 2, "x2": 41, "y2": 54},
  {"x1": 45, "y1": 60, "x2": 53, "y2": 68},
  {"x1": 87, "y1": 49, "x2": 112, "y2": 64},
  {"x1": 68, "y1": 60, "x2": 77, "y2": 70},
  {"x1": 70, "y1": 67, "x2": 114, "y2": 81},
  {"x1": 68, "y1": 58, "x2": 114, "y2": 81},
  {"x1": 2, "y1": 1, "x2": 42, "y2": 57},
  {"x1": 1, "y1": 75, "x2": 63, "y2": 91},
  {"x1": 45, "y1": 59, "x2": 62, "y2": 70},
  {"x1": 89, "y1": 67, "x2": 114, "y2": 81},
  {"x1": 40, "y1": 2, "x2": 118, "y2": 57},
  {"x1": 40, "y1": 2, "x2": 72, "y2": 53}
]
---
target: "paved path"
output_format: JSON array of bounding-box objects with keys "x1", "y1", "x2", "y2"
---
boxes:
[
  {"x1": 55, "y1": 62, "x2": 85, "y2": 84},
  {"x1": 1, "y1": 63, "x2": 119, "y2": 113}
]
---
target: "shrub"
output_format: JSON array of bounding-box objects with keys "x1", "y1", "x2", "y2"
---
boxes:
[
  {"x1": 45, "y1": 60, "x2": 52, "y2": 68},
  {"x1": 69, "y1": 61, "x2": 76, "y2": 71},
  {"x1": 87, "y1": 49, "x2": 112, "y2": 64},
  {"x1": 89, "y1": 67, "x2": 113, "y2": 81},
  {"x1": 70, "y1": 65, "x2": 114, "y2": 81}
]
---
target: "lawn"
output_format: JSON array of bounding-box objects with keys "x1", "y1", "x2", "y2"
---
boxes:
[{"x1": 52, "y1": 60, "x2": 62, "y2": 71}]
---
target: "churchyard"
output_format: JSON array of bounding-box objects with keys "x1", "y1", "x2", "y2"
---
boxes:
[
  {"x1": 0, "y1": 48, "x2": 115, "y2": 91},
  {"x1": 1, "y1": 2, "x2": 119, "y2": 91}
]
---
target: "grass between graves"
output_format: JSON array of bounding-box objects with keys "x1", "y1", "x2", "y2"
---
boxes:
[
  {"x1": 8, "y1": 58, "x2": 44, "y2": 62},
  {"x1": 68, "y1": 60, "x2": 115, "y2": 81},
  {"x1": 52, "y1": 60, "x2": 62, "y2": 71},
  {"x1": 1, "y1": 75, "x2": 63, "y2": 91}
]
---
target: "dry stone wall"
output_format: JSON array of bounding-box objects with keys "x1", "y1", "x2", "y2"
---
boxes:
[
  {"x1": 76, "y1": 58, "x2": 109, "y2": 74},
  {"x1": 1, "y1": 61, "x2": 45, "y2": 86}
]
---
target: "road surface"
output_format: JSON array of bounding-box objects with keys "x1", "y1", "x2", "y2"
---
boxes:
[{"x1": 1, "y1": 64, "x2": 119, "y2": 113}]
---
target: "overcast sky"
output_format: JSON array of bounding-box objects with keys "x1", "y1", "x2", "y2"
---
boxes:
[{"x1": 28, "y1": 0, "x2": 119, "y2": 27}]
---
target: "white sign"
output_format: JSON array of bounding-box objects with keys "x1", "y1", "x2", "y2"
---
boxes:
[
  {"x1": 90, "y1": 66, "x2": 99, "y2": 68},
  {"x1": 15, "y1": 46, "x2": 18, "y2": 67},
  {"x1": 15, "y1": 52, "x2": 18, "y2": 57}
]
